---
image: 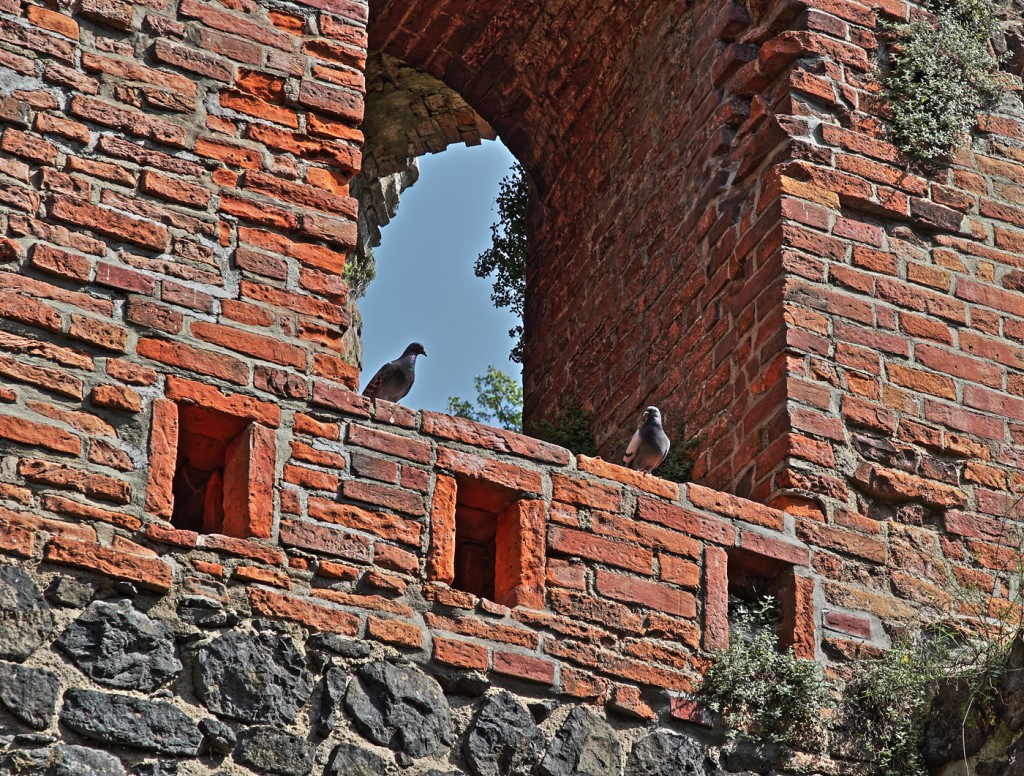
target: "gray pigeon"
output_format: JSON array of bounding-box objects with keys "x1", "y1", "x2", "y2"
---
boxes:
[
  {"x1": 361, "y1": 342, "x2": 426, "y2": 402},
  {"x1": 623, "y1": 406, "x2": 670, "y2": 474}
]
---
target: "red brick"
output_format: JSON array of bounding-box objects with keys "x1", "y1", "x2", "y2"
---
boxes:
[
  {"x1": 222, "y1": 423, "x2": 276, "y2": 540},
  {"x1": 0, "y1": 354, "x2": 83, "y2": 399},
  {"x1": 145, "y1": 399, "x2": 178, "y2": 518},
  {"x1": 687, "y1": 483, "x2": 785, "y2": 530},
  {"x1": 45, "y1": 535, "x2": 171, "y2": 592},
  {"x1": 374, "y1": 542, "x2": 419, "y2": 575},
  {"x1": 153, "y1": 38, "x2": 234, "y2": 81},
  {"x1": 191, "y1": 321, "x2": 306, "y2": 369},
  {"x1": 309, "y1": 497, "x2": 421, "y2": 547},
  {"x1": 342, "y1": 479, "x2": 425, "y2": 516},
  {"x1": 312, "y1": 381, "x2": 371, "y2": 417},
  {"x1": 139, "y1": 169, "x2": 212, "y2": 208},
  {"x1": 247, "y1": 587, "x2": 360, "y2": 634},
  {"x1": 824, "y1": 610, "x2": 872, "y2": 638},
  {"x1": 91, "y1": 384, "x2": 142, "y2": 413},
  {"x1": 493, "y1": 651, "x2": 555, "y2": 685},
  {"x1": 551, "y1": 473, "x2": 622, "y2": 511},
  {"x1": 367, "y1": 616, "x2": 423, "y2": 648},
  {"x1": 637, "y1": 498, "x2": 736, "y2": 545},
  {"x1": 703, "y1": 547, "x2": 728, "y2": 650},
  {"x1": 233, "y1": 566, "x2": 290, "y2": 588},
  {"x1": 179, "y1": 0, "x2": 292, "y2": 49},
  {"x1": 70, "y1": 95, "x2": 185, "y2": 147},
  {"x1": 49, "y1": 196, "x2": 168, "y2": 251},
  {"x1": 297, "y1": 79, "x2": 363, "y2": 123},
  {"x1": 347, "y1": 423, "x2": 432, "y2": 463},
  {"x1": 1, "y1": 128, "x2": 57, "y2": 165},
  {"x1": 595, "y1": 569, "x2": 696, "y2": 618},
  {"x1": 434, "y1": 636, "x2": 488, "y2": 670},
  {"x1": 576, "y1": 454, "x2": 679, "y2": 499},
  {"x1": 279, "y1": 518, "x2": 371, "y2": 561},
  {"x1": 0, "y1": 294, "x2": 61, "y2": 333},
  {"x1": 290, "y1": 441, "x2": 346, "y2": 469},
  {"x1": 670, "y1": 699, "x2": 714, "y2": 726},
  {"x1": 659, "y1": 554, "x2": 700, "y2": 588},
  {"x1": 30, "y1": 243, "x2": 92, "y2": 282},
  {"x1": 549, "y1": 526, "x2": 653, "y2": 574},
  {"x1": 739, "y1": 530, "x2": 811, "y2": 566},
  {"x1": 436, "y1": 447, "x2": 543, "y2": 494},
  {"x1": 194, "y1": 136, "x2": 263, "y2": 169},
  {"x1": 0, "y1": 413, "x2": 80, "y2": 455},
  {"x1": 19, "y1": 458, "x2": 131, "y2": 504},
  {"x1": 200, "y1": 533, "x2": 286, "y2": 565},
  {"x1": 421, "y1": 411, "x2": 570, "y2": 465},
  {"x1": 137, "y1": 338, "x2": 249, "y2": 385}
]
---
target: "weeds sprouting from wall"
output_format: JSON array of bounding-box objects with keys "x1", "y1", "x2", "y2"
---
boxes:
[
  {"x1": 883, "y1": 0, "x2": 1004, "y2": 160},
  {"x1": 659, "y1": 434, "x2": 701, "y2": 484},
  {"x1": 530, "y1": 397, "x2": 598, "y2": 457},
  {"x1": 344, "y1": 245, "x2": 378, "y2": 301},
  {"x1": 701, "y1": 597, "x2": 833, "y2": 752}
]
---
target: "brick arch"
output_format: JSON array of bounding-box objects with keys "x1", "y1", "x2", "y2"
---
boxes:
[{"x1": 367, "y1": 0, "x2": 795, "y2": 501}]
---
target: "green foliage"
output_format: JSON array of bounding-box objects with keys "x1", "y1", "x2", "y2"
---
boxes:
[
  {"x1": 843, "y1": 637, "x2": 942, "y2": 776},
  {"x1": 344, "y1": 246, "x2": 377, "y2": 301},
  {"x1": 883, "y1": 0, "x2": 1004, "y2": 160},
  {"x1": 841, "y1": 616, "x2": 1014, "y2": 776},
  {"x1": 700, "y1": 597, "x2": 832, "y2": 751},
  {"x1": 530, "y1": 397, "x2": 598, "y2": 457},
  {"x1": 475, "y1": 162, "x2": 528, "y2": 363},
  {"x1": 446, "y1": 366, "x2": 523, "y2": 431},
  {"x1": 658, "y1": 434, "x2": 701, "y2": 484}
]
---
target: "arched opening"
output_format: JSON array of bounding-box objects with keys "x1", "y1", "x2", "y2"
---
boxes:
[
  {"x1": 363, "y1": 0, "x2": 791, "y2": 502},
  {"x1": 350, "y1": 53, "x2": 524, "y2": 415}
]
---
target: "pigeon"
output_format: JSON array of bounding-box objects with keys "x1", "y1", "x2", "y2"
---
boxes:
[
  {"x1": 623, "y1": 406, "x2": 670, "y2": 474},
  {"x1": 361, "y1": 342, "x2": 427, "y2": 403}
]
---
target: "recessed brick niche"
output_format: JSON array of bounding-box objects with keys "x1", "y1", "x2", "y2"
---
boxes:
[
  {"x1": 428, "y1": 473, "x2": 545, "y2": 609},
  {"x1": 146, "y1": 377, "x2": 279, "y2": 540}
]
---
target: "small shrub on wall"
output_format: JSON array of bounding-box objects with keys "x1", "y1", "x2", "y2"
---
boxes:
[
  {"x1": 883, "y1": 0, "x2": 1004, "y2": 160},
  {"x1": 700, "y1": 597, "x2": 832, "y2": 752}
]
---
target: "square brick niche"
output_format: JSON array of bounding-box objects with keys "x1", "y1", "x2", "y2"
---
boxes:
[
  {"x1": 428, "y1": 474, "x2": 545, "y2": 609},
  {"x1": 146, "y1": 399, "x2": 276, "y2": 540},
  {"x1": 725, "y1": 548, "x2": 816, "y2": 659}
]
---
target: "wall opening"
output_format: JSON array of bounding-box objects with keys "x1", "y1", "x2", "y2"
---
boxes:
[
  {"x1": 726, "y1": 549, "x2": 795, "y2": 650},
  {"x1": 353, "y1": 52, "x2": 522, "y2": 414},
  {"x1": 428, "y1": 473, "x2": 545, "y2": 609},
  {"x1": 165, "y1": 403, "x2": 276, "y2": 540}
]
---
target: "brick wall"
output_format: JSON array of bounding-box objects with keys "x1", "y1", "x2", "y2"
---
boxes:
[{"x1": 2, "y1": 0, "x2": 1024, "y2": 769}]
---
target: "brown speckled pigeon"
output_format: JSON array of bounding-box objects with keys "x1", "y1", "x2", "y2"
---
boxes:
[
  {"x1": 623, "y1": 406, "x2": 670, "y2": 474},
  {"x1": 361, "y1": 342, "x2": 426, "y2": 402}
]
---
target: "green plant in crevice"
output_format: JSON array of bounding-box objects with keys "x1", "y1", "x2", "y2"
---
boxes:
[
  {"x1": 344, "y1": 245, "x2": 377, "y2": 301},
  {"x1": 658, "y1": 434, "x2": 702, "y2": 484},
  {"x1": 883, "y1": 0, "x2": 1005, "y2": 160},
  {"x1": 700, "y1": 596, "x2": 832, "y2": 752},
  {"x1": 530, "y1": 397, "x2": 598, "y2": 457},
  {"x1": 475, "y1": 161, "x2": 528, "y2": 363}
]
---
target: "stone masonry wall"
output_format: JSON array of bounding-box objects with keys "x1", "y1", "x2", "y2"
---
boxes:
[{"x1": 3, "y1": 0, "x2": 1024, "y2": 773}]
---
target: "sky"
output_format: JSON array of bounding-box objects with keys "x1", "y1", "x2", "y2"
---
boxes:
[{"x1": 357, "y1": 139, "x2": 521, "y2": 414}]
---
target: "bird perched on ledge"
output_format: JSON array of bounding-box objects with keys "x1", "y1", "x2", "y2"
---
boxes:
[
  {"x1": 623, "y1": 406, "x2": 670, "y2": 474},
  {"x1": 362, "y1": 342, "x2": 427, "y2": 403}
]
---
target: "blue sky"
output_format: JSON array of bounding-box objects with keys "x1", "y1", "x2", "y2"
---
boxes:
[{"x1": 357, "y1": 139, "x2": 521, "y2": 413}]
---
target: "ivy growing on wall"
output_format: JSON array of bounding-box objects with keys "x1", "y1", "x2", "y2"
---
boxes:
[{"x1": 883, "y1": 0, "x2": 1004, "y2": 160}]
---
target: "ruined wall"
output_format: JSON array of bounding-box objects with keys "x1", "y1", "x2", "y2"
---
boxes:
[{"x1": 3, "y1": 0, "x2": 1024, "y2": 772}]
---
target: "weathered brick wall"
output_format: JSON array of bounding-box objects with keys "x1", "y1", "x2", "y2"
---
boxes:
[
  {"x1": 373, "y1": 0, "x2": 1024, "y2": 627},
  {"x1": 3, "y1": 0, "x2": 1024, "y2": 771}
]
